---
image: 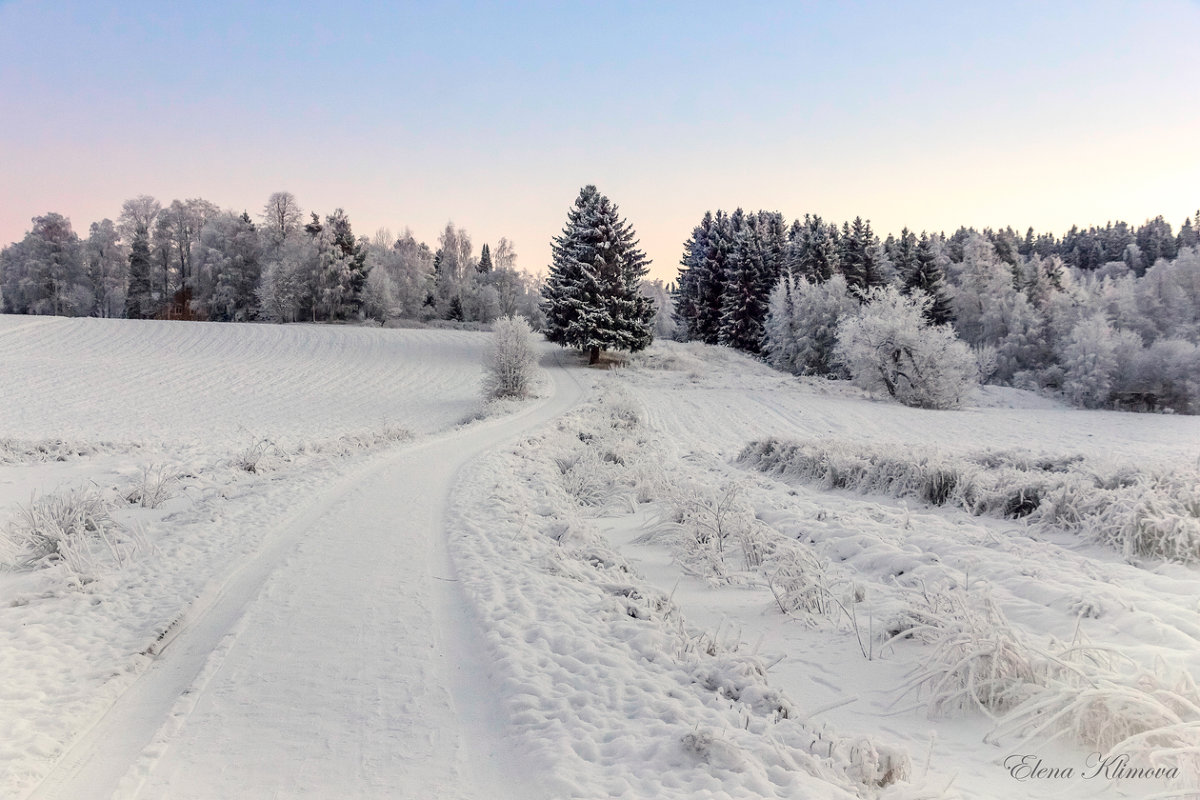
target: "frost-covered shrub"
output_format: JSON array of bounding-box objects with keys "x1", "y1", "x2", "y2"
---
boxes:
[
  {"x1": 766, "y1": 547, "x2": 839, "y2": 620},
  {"x1": 4, "y1": 487, "x2": 115, "y2": 567},
  {"x1": 483, "y1": 314, "x2": 537, "y2": 399},
  {"x1": 898, "y1": 590, "x2": 1041, "y2": 716},
  {"x1": 762, "y1": 273, "x2": 856, "y2": 377},
  {"x1": 999, "y1": 671, "x2": 1200, "y2": 756},
  {"x1": 233, "y1": 440, "x2": 275, "y2": 473},
  {"x1": 125, "y1": 464, "x2": 178, "y2": 508},
  {"x1": 834, "y1": 286, "x2": 978, "y2": 409}
]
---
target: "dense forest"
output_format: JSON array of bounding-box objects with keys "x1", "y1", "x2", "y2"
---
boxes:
[
  {"x1": 672, "y1": 209, "x2": 1200, "y2": 413},
  {"x1": 0, "y1": 192, "x2": 544, "y2": 326}
]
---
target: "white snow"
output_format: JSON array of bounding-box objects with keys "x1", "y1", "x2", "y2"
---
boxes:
[{"x1": 3, "y1": 320, "x2": 1199, "y2": 799}]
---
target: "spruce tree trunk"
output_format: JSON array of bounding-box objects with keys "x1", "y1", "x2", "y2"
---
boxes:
[{"x1": 589, "y1": 346, "x2": 600, "y2": 365}]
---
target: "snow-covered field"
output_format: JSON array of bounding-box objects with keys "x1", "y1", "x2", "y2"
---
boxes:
[{"x1": 2, "y1": 317, "x2": 1198, "y2": 799}]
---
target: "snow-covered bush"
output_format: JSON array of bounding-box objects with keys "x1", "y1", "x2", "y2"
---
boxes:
[
  {"x1": 897, "y1": 589, "x2": 1041, "y2": 716},
  {"x1": 483, "y1": 315, "x2": 537, "y2": 399},
  {"x1": 762, "y1": 273, "x2": 856, "y2": 376},
  {"x1": 4, "y1": 487, "x2": 115, "y2": 568},
  {"x1": 766, "y1": 547, "x2": 840, "y2": 620},
  {"x1": 124, "y1": 464, "x2": 178, "y2": 508},
  {"x1": 834, "y1": 286, "x2": 978, "y2": 409},
  {"x1": 233, "y1": 440, "x2": 275, "y2": 473}
]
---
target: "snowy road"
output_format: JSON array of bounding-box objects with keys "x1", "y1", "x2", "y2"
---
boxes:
[{"x1": 26, "y1": 352, "x2": 585, "y2": 800}]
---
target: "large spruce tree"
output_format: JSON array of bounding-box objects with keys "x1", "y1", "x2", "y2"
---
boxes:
[{"x1": 542, "y1": 185, "x2": 655, "y2": 363}]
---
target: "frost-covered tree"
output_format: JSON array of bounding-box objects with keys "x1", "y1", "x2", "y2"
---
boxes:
[
  {"x1": 84, "y1": 220, "x2": 126, "y2": 318},
  {"x1": 1135, "y1": 248, "x2": 1200, "y2": 343},
  {"x1": 835, "y1": 286, "x2": 978, "y2": 409},
  {"x1": 193, "y1": 211, "x2": 262, "y2": 321},
  {"x1": 319, "y1": 208, "x2": 370, "y2": 320},
  {"x1": 117, "y1": 195, "x2": 161, "y2": 245},
  {"x1": 640, "y1": 279, "x2": 676, "y2": 340},
  {"x1": 493, "y1": 237, "x2": 518, "y2": 271},
  {"x1": 1178, "y1": 215, "x2": 1199, "y2": 252},
  {"x1": 2, "y1": 213, "x2": 88, "y2": 316},
  {"x1": 1134, "y1": 338, "x2": 1200, "y2": 413},
  {"x1": 260, "y1": 191, "x2": 303, "y2": 249},
  {"x1": 948, "y1": 232, "x2": 1045, "y2": 382},
  {"x1": 890, "y1": 228, "x2": 919, "y2": 284},
  {"x1": 256, "y1": 238, "x2": 309, "y2": 323},
  {"x1": 673, "y1": 208, "x2": 787, "y2": 351},
  {"x1": 359, "y1": 228, "x2": 434, "y2": 321},
  {"x1": 1060, "y1": 313, "x2": 1120, "y2": 408},
  {"x1": 763, "y1": 272, "x2": 857, "y2": 376},
  {"x1": 161, "y1": 198, "x2": 219, "y2": 299},
  {"x1": 432, "y1": 222, "x2": 475, "y2": 316},
  {"x1": 718, "y1": 210, "x2": 790, "y2": 353},
  {"x1": 541, "y1": 185, "x2": 654, "y2": 363},
  {"x1": 483, "y1": 315, "x2": 538, "y2": 399}
]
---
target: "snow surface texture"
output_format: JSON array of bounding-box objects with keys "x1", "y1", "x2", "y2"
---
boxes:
[
  {"x1": 0, "y1": 316, "x2": 487, "y2": 443},
  {"x1": 571, "y1": 342, "x2": 1198, "y2": 799},
  {"x1": 0, "y1": 316, "x2": 548, "y2": 798},
  {"x1": 4, "y1": 319, "x2": 1199, "y2": 799}
]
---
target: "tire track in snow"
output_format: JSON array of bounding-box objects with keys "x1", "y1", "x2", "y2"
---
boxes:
[{"x1": 25, "y1": 350, "x2": 586, "y2": 800}]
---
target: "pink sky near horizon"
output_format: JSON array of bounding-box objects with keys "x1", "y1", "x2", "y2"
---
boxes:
[{"x1": 2, "y1": 1, "x2": 1197, "y2": 283}]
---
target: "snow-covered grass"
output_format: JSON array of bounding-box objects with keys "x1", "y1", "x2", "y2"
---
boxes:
[
  {"x1": 564, "y1": 340, "x2": 1200, "y2": 798},
  {"x1": 448, "y1": 389, "x2": 915, "y2": 798},
  {"x1": 738, "y1": 438, "x2": 1200, "y2": 562}
]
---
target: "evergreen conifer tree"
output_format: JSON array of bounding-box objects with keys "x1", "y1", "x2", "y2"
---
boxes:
[
  {"x1": 673, "y1": 213, "x2": 712, "y2": 340},
  {"x1": 541, "y1": 185, "x2": 654, "y2": 363},
  {"x1": 718, "y1": 213, "x2": 769, "y2": 352},
  {"x1": 477, "y1": 243, "x2": 493, "y2": 273},
  {"x1": 838, "y1": 217, "x2": 883, "y2": 294},
  {"x1": 1178, "y1": 216, "x2": 1199, "y2": 251},
  {"x1": 907, "y1": 232, "x2": 954, "y2": 325},
  {"x1": 321, "y1": 208, "x2": 369, "y2": 319},
  {"x1": 693, "y1": 210, "x2": 734, "y2": 344},
  {"x1": 125, "y1": 226, "x2": 153, "y2": 319},
  {"x1": 793, "y1": 214, "x2": 839, "y2": 282},
  {"x1": 892, "y1": 228, "x2": 919, "y2": 285}
]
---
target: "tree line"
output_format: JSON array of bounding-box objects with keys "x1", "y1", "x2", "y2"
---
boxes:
[
  {"x1": 0, "y1": 192, "x2": 544, "y2": 326},
  {"x1": 673, "y1": 208, "x2": 1200, "y2": 413}
]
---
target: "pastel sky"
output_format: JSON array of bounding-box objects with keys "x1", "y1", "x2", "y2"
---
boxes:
[{"x1": 2, "y1": 0, "x2": 1197, "y2": 282}]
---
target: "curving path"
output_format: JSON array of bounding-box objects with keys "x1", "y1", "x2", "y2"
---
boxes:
[{"x1": 26, "y1": 353, "x2": 586, "y2": 800}]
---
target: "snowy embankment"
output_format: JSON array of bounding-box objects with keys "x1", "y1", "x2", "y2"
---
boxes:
[{"x1": 449, "y1": 340, "x2": 1198, "y2": 800}]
